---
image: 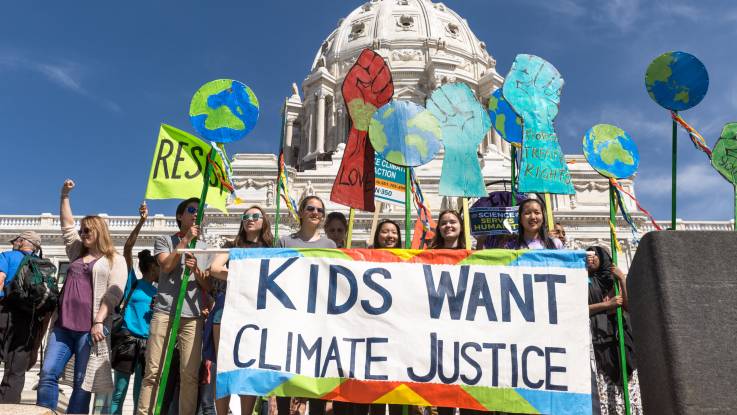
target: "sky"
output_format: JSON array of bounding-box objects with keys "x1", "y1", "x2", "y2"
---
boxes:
[{"x1": 1, "y1": 0, "x2": 736, "y2": 221}]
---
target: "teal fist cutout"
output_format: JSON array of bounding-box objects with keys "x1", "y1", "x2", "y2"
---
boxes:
[
  {"x1": 427, "y1": 83, "x2": 491, "y2": 197},
  {"x1": 503, "y1": 54, "x2": 574, "y2": 195}
]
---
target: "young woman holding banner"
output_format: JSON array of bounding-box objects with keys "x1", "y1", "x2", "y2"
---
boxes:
[
  {"x1": 276, "y1": 195, "x2": 335, "y2": 415},
  {"x1": 429, "y1": 210, "x2": 466, "y2": 250},
  {"x1": 373, "y1": 219, "x2": 402, "y2": 249},
  {"x1": 208, "y1": 205, "x2": 273, "y2": 415},
  {"x1": 501, "y1": 198, "x2": 562, "y2": 250},
  {"x1": 586, "y1": 246, "x2": 642, "y2": 415},
  {"x1": 332, "y1": 219, "x2": 404, "y2": 415},
  {"x1": 37, "y1": 180, "x2": 128, "y2": 413}
]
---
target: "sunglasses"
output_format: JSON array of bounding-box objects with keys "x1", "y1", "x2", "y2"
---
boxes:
[
  {"x1": 304, "y1": 205, "x2": 325, "y2": 214},
  {"x1": 186, "y1": 206, "x2": 198, "y2": 214},
  {"x1": 242, "y1": 213, "x2": 263, "y2": 221},
  {"x1": 79, "y1": 227, "x2": 93, "y2": 235}
]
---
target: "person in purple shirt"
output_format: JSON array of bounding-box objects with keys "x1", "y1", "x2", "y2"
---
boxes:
[
  {"x1": 36, "y1": 180, "x2": 128, "y2": 413},
  {"x1": 499, "y1": 198, "x2": 563, "y2": 250}
]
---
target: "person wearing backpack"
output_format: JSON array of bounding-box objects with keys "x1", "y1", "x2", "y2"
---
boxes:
[
  {"x1": 36, "y1": 179, "x2": 128, "y2": 413},
  {"x1": 0, "y1": 230, "x2": 44, "y2": 403}
]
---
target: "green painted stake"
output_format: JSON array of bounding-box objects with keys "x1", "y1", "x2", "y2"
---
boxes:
[
  {"x1": 511, "y1": 146, "x2": 517, "y2": 207},
  {"x1": 405, "y1": 167, "x2": 412, "y2": 249},
  {"x1": 671, "y1": 112, "x2": 678, "y2": 230},
  {"x1": 154, "y1": 149, "x2": 213, "y2": 415},
  {"x1": 274, "y1": 101, "x2": 288, "y2": 246},
  {"x1": 609, "y1": 185, "x2": 631, "y2": 415}
]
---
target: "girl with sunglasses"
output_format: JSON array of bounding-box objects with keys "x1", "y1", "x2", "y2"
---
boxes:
[
  {"x1": 208, "y1": 205, "x2": 274, "y2": 415},
  {"x1": 276, "y1": 195, "x2": 335, "y2": 415},
  {"x1": 37, "y1": 180, "x2": 128, "y2": 413}
]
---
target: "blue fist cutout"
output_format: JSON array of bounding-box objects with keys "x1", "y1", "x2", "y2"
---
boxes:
[
  {"x1": 427, "y1": 83, "x2": 491, "y2": 197},
  {"x1": 503, "y1": 54, "x2": 574, "y2": 195}
]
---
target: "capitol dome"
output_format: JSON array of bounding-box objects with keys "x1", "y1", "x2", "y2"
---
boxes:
[{"x1": 283, "y1": 0, "x2": 505, "y2": 169}]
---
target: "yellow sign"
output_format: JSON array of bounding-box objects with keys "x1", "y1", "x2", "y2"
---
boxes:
[{"x1": 145, "y1": 124, "x2": 229, "y2": 212}]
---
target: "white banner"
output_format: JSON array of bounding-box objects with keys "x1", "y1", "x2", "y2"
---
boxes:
[{"x1": 217, "y1": 248, "x2": 591, "y2": 414}]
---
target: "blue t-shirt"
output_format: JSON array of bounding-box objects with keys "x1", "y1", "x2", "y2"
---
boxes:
[
  {"x1": 0, "y1": 250, "x2": 32, "y2": 298},
  {"x1": 121, "y1": 270, "x2": 157, "y2": 338}
]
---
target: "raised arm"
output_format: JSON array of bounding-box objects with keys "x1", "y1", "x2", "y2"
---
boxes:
[
  {"x1": 60, "y1": 179, "x2": 75, "y2": 229},
  {"x1": 124, "y1": 202, "x2": 148, "y2": 270},
  {"x1": 157, "y1": 225, "x2": 200, "y2": 274},
  {"x1": 208, "y1": 252, "x2": 229, "y2": 281}
]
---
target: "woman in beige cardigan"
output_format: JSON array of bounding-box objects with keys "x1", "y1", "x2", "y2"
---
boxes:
[{"x1": 36, "y1": 179, "x2": 127, "y2": 413}]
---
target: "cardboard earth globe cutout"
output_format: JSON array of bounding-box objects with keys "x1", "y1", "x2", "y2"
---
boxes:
[
  {"x1": 583, "y1": 124, "x2": 640, "y2": 179},
  {"x1": 369, "y1": 100, "x2": 442, "y2": 167},
  {"x1": 645, "y1": 51, "x2": 709, "y2": 112},
  {"x1": 488, "y1": 88, "x2": 523, "y2": 144},
  {"x1": 712, "y1": 123, "x2": 737, "y2": 184},
  {"x1": 189, "y1": 79, "x2": 260, "y2": 143}
]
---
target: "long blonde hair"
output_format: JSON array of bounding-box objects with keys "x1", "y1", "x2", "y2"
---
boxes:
[{"x1": 80, "y1": 216, "x2": 117, "y2": 262}]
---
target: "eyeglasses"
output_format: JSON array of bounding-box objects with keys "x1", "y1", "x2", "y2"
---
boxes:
[
  {"x1": 80, "y1": 227, "x2": 93, "y2": 235},
  {"x1": 186, "y1": 206, "x2": 198, "y2": 214},
  {"x1": 304, "y1": 205, "x2": 325, "y2": 215},
  {"x1": 242, "y1": 213, "x2": 263, "y2": 221}
]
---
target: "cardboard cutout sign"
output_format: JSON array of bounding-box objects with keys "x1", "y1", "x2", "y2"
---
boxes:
[
  {"x1": 369, "y1": 100, "x2": 442, "y2": 167},
  {"x1": 331, "y1": 49, "x2": 394, "y2": 212},
  {"x1": 583, "y1": 124, "x2": 640, "y2": 179},
  {"x1": 427, "y1": 83, "x2": 491, "y2": 197},
  {"x1": 712, "y1": 123, "x2": 737, "y2": 184},
  {"x1": 503, "y1": 54, "x2": 574, "y2": 195},
  {"x1": 189, "y1": 79, "x2": 260, "y2": 143},
  {"x1": 488, "y1": 88, "x2": 523, "y2": 144},
  {"x1": 645, "y1": 51, "x2": 709, "y2": 112}
]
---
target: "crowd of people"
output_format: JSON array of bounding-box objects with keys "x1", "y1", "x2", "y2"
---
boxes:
[{"x1": 0, "y1": 179, "x2": 642, "y2": 415}]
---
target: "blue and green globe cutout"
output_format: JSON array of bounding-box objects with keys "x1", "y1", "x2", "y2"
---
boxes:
[
  {"x1": 487, "y1": 88, "x2": 523, "y2": 144},
  {"x1": 189, "y1": 79, "x2": 260, "y2": 143},
  {"x1": 645, "y1": 51, "x2": 709, "y2": 112},
  {"x1": 583, "y1": 124, "x2": 640, "y2": 179},
  {"x1": 368, "y1": 100, "x2": 442, "y2": 167}
]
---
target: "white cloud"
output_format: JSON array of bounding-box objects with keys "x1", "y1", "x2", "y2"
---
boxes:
[
  {"x1": 638, "y1": 163, "x2": 724, "y2": 197},
  {"x1": 0, "y1": 52, "x2": 121, "y2": 114},
  {"x1": 35, "y1": 62, "x2": 84, "y2": 93}
]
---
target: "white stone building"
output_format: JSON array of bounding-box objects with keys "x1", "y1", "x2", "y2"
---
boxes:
[{"x1": 0, "y1": 0, "x2": 733, "y2": 281}]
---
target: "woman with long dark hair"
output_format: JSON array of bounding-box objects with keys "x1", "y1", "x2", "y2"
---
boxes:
[
  {"x1": 586, "y1": 246, "x2": 642, "y2": 414},
  {"x1": 501, "y1": 198, "x2": 562, "y2": 249},
  {"x1": 109, "y1": 203, "x2": 159, "y2": 414},
  {"x1": 429, "y1": 210, "x2": 466, "y2": 250},
  {"x1": 208, "y1": 205, "x2": 273, "y2": 415}
]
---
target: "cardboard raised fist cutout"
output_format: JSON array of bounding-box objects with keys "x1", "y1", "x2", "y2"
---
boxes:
[
  {"x1": 503, "y1": 54, "x2": 574, "y2": 195},
  {"x1": 330, "y1": 49, "x2": 394, "y2": 212},
  {"x1": 427, "y1": 83, "x2": 491, "y2": 197}
]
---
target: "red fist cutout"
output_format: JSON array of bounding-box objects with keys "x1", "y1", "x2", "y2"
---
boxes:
[{"x1": 330, "y1": 49, "x2": 394, "y2": 211}]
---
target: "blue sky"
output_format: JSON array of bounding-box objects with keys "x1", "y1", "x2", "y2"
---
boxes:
[{"x1": 2, "y1": 1, "x2": 736, "y2": 221}]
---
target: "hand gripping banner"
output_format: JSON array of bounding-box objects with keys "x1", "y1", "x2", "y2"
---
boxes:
[{"x1": 217, "y1": 248, "x2": 592, "y2": 414}]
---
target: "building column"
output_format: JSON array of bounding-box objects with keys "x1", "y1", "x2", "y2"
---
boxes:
[
  {"x1": 285, "y1": 119, "x2": 294, "y2": 164},
  {"x1": 316, "y1": 92, "x2": 326, "y2": 155},
  {"x1": 336, "y1": 107, "x2": 344, "y2": 146}
]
